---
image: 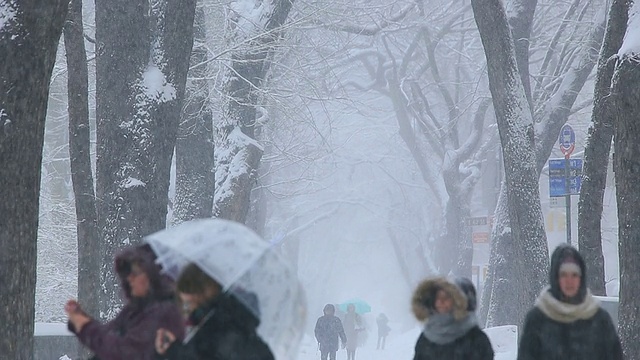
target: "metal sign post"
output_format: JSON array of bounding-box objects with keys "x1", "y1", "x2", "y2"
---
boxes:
[{"x1": 558, "y1": 124, "x2": 575, "y2": 244}]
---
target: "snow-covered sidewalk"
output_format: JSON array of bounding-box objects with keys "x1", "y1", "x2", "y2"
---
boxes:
[{"x1": 296, "y1": 325, "x2": 517, "y2": 360}]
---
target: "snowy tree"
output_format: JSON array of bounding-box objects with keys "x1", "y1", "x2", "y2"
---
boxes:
[
  {"x1": 94, "y1": 0, "x2": 197, "y2": 317},
  {"x1": 173, "y1": 1, "x2": 214, "y2": 224},
  {"x1": 612, "y1": 2, "x2": 640, "y2": 356},
  {"x1": 213, "y1": 0, "x2": 295, "y2": 222},
  {"x1": 471, "y1": 0, "x2": 549, "y2": 327},
  {"x1": 303, "y1": 0, "x2": 496, "y2": 277},
  {"x1": 578, "y1": 0, "x2": 630, "y2": 296},
  {"x1": 475, "y1": 0, "x2": 606, "y2": 327},
  {"x1": 64, "y1": 0, "x2": 100, "y2": 319},
  {"x1": 0, "y1": 0, "x2": 69, "y2": 358}
]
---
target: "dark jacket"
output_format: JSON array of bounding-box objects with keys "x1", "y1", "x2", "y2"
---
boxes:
[
  {"x1": 413, "y1": 326, "x2": 494, "y2": 360},
  {"x1": 71, "y1": 244, "x2": 185, "y2": 360},
  {"x1": 517, "y1": 245, "x2": 623, "y2": 360},
  {"x1": 411, "y1": 277, "x2": 494, "y2": 360},
  {"x1": 517, "y1": 306, "x2": 622, "y2": 360},
  {"x1": 157, "y1": 293, "x2": 274, "y2": 360},
  {"x1": 314, "y1": 314, "x2": 347, "y2": 352}
]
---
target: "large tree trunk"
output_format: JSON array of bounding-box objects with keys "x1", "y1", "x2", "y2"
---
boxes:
[
  {"x1": 577, "y1": 0, "x2": 630, "y2": 297},
  {"x1": 613, "y1": 20, "x2": 640, "y2": 357},
  {"x1": 0, "y1": 1, "x2": 69, "y2": 358},
  {"x1": 214, "y1": 0, "x2": 295, "y2": 222},
  {"x1": 173, "y1": 3, "x2": 214, "y2": 224},
  {"x1": 479, "y1": 13, "x2": 605, "y2": 326},
  {"x1": 64, "y1": 0, "x2": 101, "y2": 320},
  {"x1": 506, "y1": 0, "x2": 537, "y2": 109},
  {"x1": 95, "y1": 0, "x2": 196, "y2": 317},
  {"x1": 472, "y1": 0, "x2": 549, "y2": 327}
]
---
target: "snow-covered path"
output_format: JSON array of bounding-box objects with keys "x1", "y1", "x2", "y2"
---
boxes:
[{"x1": 296, "y1": 326, "x2": 517, "y2": 360}]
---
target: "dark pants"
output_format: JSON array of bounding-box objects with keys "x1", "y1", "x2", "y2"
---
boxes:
[{"x1": 320, "y1": 350, "x2": 336, "y2": 360}]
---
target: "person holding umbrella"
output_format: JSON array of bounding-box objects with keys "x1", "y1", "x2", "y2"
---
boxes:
[
  {"x1": 154, "y1": 262, "x2": 274, "y2": 360},
  {"x1": 64, "y1": 244, "x2": 185, "y2": 360},
  {"x1": 144, "y1": 218, "x2": 305, "y2": 360},
  {"x1": 343, "y1": 303, "x2": 365, "y2": 360}
]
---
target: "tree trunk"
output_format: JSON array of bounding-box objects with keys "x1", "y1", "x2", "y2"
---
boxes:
[
  {"x1": 95, "y1": 0, "x2": 196, "y2": 317},
  {"x1": 577, "y1": 0, "x2": 630, "y2": 297},
  {"x1": 612, "y1": 30, "x2": 640, "y2": 358},
  {"x1": 478, "y1": 8, "x2": 605, "y2": 327},
  {"x1": 472, "y1": 0, "x2": 549, "y2": 327},
  {"x1": 64, "y1": 0, "x2": 101, "y2": 320},
  {"x1": 174, "y1": 3, "x2": 214, "y2": 224},
  {"x1": 213, "y1": 0, "x2": 295, "y2": 222},
  {"x1": 507, "y1": 0, "x2": 538, "y2": 109},
  {"x1": 0, "y1": 1, "x2": 69, "y2": 358}
]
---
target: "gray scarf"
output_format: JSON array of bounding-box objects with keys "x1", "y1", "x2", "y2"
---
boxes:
[{"x1": 422, "y1": 312, "x2": 478, "y2": 345}]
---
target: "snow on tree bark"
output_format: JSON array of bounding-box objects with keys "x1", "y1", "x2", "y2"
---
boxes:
[
  {"x1": 471, "y1": 0, "x2": 549, "y2": 327},
  {"x1": 213, "y1": 0, "x2": 294, "y2": 222},
  {"x1": 95, "y1": 0, "x2": 196, "y2": 318},
  {"x1": 613, "y1": 3, "x2": 640, "y2": 355},
  {"x1": 0, "y1": 0, "x2": 69, "y2": 358},
  {"x1": 64, "y1": 0, "x2": 101, "y2": 320},
  {"x1": 173, "y1": 3, "x2": 214, "y2": 224},
  {"x1": 479, "y1": 3, "x2": 605, "y2": 327},
  {"x1": 578, "y1": 0, "x2": 629, "y2": 297}
]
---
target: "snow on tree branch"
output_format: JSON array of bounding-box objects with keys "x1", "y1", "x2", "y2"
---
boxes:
[
  {"x1": 619, "y1": 1, "x2": 640, "y2": 57},
  {"x1": 0, "y1": 0, "x2": 16, "y2": 34}
]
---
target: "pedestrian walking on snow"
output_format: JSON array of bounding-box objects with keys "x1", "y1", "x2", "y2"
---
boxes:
[
  {"x1": 411, "y1": 276, "x2": 494, "y2": 360},
  {"x1": 517, "y1": 244, "x2": 622, "y2": 360}
]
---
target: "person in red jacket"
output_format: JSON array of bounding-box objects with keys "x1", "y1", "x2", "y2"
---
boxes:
[{"x1": 65, "y1": 244, "x2": 185, "y2": 360}]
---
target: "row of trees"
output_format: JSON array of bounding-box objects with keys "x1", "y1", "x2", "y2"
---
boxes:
[{"x1": 4, "y1": 0, "x2": 640, "y2": 358}]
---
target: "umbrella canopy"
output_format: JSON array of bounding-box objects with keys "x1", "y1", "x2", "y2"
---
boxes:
[
  {"x1": 338, "y1": 298, "x2": 372, "y2": 314},
  {"x1": 144, "y1": 219, "x2": 306, "y2": 360}
]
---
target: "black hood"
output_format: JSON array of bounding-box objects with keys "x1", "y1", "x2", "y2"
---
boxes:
[{"x1": 549, "y1": 244, "x2": 587, "y2": 303}]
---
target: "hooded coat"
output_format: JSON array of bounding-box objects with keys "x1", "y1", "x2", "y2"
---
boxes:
[
  {"x1": 70, "y1": 244, "x2": 185, "y2": 360},
  {"x1": 157, "y1": 292, "x2": 274, "y2": 360},
  {"x1": 411, "y1": 277, "x2": 494, "y2": 360},
  {"x1": 315, "y1": 311, "x2": 347, "y2": 353},
  {"x1": 517, "y1": 244, "x2": 623, "y2": 360}
]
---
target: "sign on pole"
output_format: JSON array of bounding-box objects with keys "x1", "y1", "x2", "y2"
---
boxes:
[
  {"x1": 559, "y1": 124, "x2": 575, "y2": 157},
  {"x1": 549, "y1": 158, "x2": 582, "y2": 197}
]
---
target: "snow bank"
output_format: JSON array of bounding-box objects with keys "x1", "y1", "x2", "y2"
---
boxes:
[
  {"x1": 34, "y1": 322, "x2": 73, "y2": 336},
  {"x1": 485, "y1": 325, "x2": 518, "y2": 360}
]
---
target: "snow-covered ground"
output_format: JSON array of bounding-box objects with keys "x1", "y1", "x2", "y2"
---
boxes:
[{"x1": 296, "y1": 325, "x2": 517, "y2": 360}]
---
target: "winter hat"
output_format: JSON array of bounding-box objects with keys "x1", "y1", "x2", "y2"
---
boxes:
[{"x1": 559, "y1": 256, "x2": 581, "y2": 277}]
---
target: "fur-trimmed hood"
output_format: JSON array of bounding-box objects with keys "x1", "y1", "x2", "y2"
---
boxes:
[{"x1": 412, "y1": 277, "x2": 468, "y2": 321}]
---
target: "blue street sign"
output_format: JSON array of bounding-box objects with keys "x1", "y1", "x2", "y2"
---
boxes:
[
  {"x1": 549, "y1": 158, "x2": 582, "y2": 197},
  {"x1": 559, "y1": 124, "x2": 575, "y2": 155}
]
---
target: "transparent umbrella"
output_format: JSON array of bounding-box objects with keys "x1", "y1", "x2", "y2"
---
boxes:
[{"x1": 144, "y1": 219, "x2": 306, "y2": 360}]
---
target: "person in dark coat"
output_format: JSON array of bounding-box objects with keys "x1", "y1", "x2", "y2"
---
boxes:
[
  {"x1": 154, "y1": 262, "x2": 274, "y2": 360},
  {"x1": 517, "y1": 244, "x2": 623, "y2": 360},
  {"x1": 314, "y1": 304, "x2": 347, "y2": 360},
  {"x1": 411, "y1": 276, "x2": 494, "y2": 360},
  {"x1": 376, "y1": 313, "x2": 390, "y2": 350},
  {"x1": 65, "y1": 244, "x2": 185, "y2": 360}
]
